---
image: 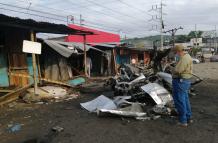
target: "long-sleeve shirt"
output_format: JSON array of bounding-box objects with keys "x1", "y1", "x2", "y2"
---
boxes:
[{"x1": 173, "y1": 54, "x2": 193, "y2": 79}]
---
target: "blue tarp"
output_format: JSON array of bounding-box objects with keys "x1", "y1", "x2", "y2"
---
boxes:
[
  {"x1": 68, "y1": 77, "x2": 86, "y2": 86},
  {"x1": 0, "y1": 53, "x2": 9, "y2": 87}
]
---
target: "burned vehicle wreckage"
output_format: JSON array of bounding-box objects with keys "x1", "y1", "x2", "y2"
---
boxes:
[{"x1": 81, "y1": 47, "x2": 203, "y2": 120}]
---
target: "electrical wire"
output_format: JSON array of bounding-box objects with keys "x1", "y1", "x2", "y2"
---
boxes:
[
  {"x1": 0, "y1": 2, "x2": 67, "y2": 18},
  {"x1": 0, "y1": 0, "x2": 153, "y2": 38},
  {"x1": 11, "y1": 0, "x2": 151, "y2": 30},
  {"x1": 84, "y1": 0, "x2": 149, "y2": 23},
  {"x1": 117, "y1": 0, "x2": 152, "y2": 16}
]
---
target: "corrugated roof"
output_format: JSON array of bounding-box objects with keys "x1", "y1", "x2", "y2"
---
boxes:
[{"x1": 44, "y1": 40, "x2": 106, "y2": 58}]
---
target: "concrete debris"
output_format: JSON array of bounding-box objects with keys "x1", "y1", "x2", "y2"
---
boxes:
[
  {"x1": 22, "y1": 86, "x2": 78, "y2": 103},
  {"x1": 40, "y1": 86, "x2": 67, "y2": 97}
]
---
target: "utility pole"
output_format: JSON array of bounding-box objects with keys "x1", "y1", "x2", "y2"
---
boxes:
[
  {"x1": 79, "y1": 14, "x2": 85, "y2": 26},
  {"x1": 67, "y1": 15, "x2": 74, "y2": 24},
  {"x1": 215, "y1": 25, "x2": 217, "y2": 53},
  {"x1": 163, "y1": 27, "x2": 183, "y2": 49},
  {"x1": 160, "y1": 0, "x2": 164, "y2": 50},
  {"x1": 148, "y1": 0, "x2": 166, "y2": 50},
  {"x1": 195, "y1": 24, "x2": 198, "y2": 49},
  {"x1": 30, "y1": 31, "x2": 38, "y2": 95}
]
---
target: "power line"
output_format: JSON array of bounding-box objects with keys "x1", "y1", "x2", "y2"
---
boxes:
[
  {"x1": 0, "y1": 7, "x2": 68, "y2": 22},
  {"x1": 0, "y1": 2, "x2": 128, "y2": 32},
  {"x1": 0, "y1": 6, "x2": 145, "y2": 36},
  {"x1": 163, "y1": 26, "x2": 183, "y2": 48},
  {"x1": 11, "y1": 0, "x2": 151, "y2": 31},
  {"x1": 84, "y1": 0, "x2": 149, "y2": 23},
  {"x1": 117, "y1": 0, "x2": 152, "y2": 16},
  {"x1": 0, "y1": 1, "x2": 152, "y2": 37},
  {"x1": 65, "y1": 0, "x2": 150, "y2": 29},
  {"x1": 0, "y1": 2, "x2": 67, "y2": 19}
]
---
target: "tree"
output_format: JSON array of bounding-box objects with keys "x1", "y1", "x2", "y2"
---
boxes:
[
  {"x1": 175, "y1": 35, "x2": 189, "y2": 43},
  {"x1": 188, "y1": 31, "x2": 203, "y2": 40}
]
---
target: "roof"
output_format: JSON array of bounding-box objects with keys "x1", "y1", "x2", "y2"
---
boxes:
[
  {"x1": 66, "y1": 24, "x2": 120, "y2": 43},
  {"x1": 44, "y1": 40, "x2": 106, "y2": 58},
  {"x1": 0, "y1": 14, "x2": 93, "y2": 35}
]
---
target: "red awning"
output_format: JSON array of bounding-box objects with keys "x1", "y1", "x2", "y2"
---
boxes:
[{"x1": 66, "y1": 24, "x2": 120, "y2": 44}]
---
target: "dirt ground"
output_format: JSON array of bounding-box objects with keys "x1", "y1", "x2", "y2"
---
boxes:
[
  {"x1": 193, "y1": 62, "x2": 218, "y2": 80},
  {"x1": 0, "y1": 63, "x2": 218, "y2": 143}
]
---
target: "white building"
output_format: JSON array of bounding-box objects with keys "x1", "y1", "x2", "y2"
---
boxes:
[{"x1": 190, "y1": 38, "x2": 204, "y2": 47}]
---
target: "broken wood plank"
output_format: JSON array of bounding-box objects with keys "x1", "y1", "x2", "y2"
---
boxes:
[
  {"x1": 0, "y1": 90, "x2": 13, "y2": 93},
  {"x1": 0, "y1": 84, "x2": 33, "y2": 107}
]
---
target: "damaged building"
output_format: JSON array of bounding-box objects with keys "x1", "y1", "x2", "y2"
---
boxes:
[{"x1": 0, "y1": 14, "x2": 93, "y2": 105}]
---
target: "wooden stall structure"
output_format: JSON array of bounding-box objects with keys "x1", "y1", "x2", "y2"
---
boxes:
[{"x1": 0, "y1": 14, "x2": 92, "y2": 92}]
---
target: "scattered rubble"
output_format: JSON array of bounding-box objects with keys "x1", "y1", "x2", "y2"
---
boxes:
[
  {"x1": 81, "y1": 63, "x2": 203, "y2": 121},
  {"x1": 22, "y1": 85, "x2": 79, "y2": 104},
  {"x1": 52, "y1": 126, "x2": 64, "y2": 133}
]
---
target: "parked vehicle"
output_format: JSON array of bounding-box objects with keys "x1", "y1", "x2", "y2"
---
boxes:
[
  {"x1": 210, "y1": 55, "x2": 218, "y2": 62},
  {"x1": 192, "y1": 58, "x2": 200, "y2": 64}
]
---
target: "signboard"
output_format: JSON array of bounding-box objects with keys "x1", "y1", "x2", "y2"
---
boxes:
[{"x1": 23, "y1": 40, "x2": 42, "y2": 54}]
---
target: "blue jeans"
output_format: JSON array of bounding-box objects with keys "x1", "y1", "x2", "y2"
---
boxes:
[{"x1": 172, "y1": 78, "x2": 192, "y2": 124}]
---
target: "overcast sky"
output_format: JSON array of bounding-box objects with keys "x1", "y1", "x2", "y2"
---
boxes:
[{"x1": 1, "y1": 0, "x2": 218, "y2": 38}]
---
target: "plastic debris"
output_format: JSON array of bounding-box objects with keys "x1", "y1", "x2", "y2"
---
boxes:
[
  {"x1": 68, "y1": 77, "x2": 86, "y2": 86},
  {"x1": 8, "y1": 123, "x2": 21, "y2": 133}
]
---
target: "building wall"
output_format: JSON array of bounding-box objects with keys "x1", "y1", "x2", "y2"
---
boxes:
[{"x1": 0, "y1": 27, "x2": 31, "y2": 87}]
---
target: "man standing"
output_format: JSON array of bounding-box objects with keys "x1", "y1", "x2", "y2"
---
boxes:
[
  {"x1": 86, "y1": 56, "x2": 92, "y2": 77},
  {"x1": 172, "y1": 45, "x2": 193, "y2": 127}
]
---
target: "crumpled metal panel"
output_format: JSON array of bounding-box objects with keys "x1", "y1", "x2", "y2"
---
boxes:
[
  {"x1": 97, "y1": 103, "x2": 146, "y2": 117},
  {"x1": 157, "y1": 72, "x2": 172, "y2": 85},
  {"x1": 141, "y1": 83, "x2": 172, "y2": 105},
  {"x1": 113, "y1": 96, "x2": 132, "y2": 107},
  {"x1": 80, "y1": 95, "x2": 117, "y2": 112},
  {"x1": 129, "y1": 73, "x2": 146, "y2": 84}
]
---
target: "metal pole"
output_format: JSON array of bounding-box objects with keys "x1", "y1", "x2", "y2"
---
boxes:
[
  {"x1": 83, "y1": 35, "x2": 87, "y2": 77},
  {"x1": 195, "y1": 24, "x2": 198, "y2": 49},
  {"x1": 172, "y1": 29, "x2": 175, "y2": 49},
  {"x1": 31, "y1": 31, "x2": 38, "y2": 95},
  {"x1": 215, "y1": 25, "x2": 217, "y2": 53},
  {"x1": 160, "y1": 0, "x2": 164, "y2": 50}
]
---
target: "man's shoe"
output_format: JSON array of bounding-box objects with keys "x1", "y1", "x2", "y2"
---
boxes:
[{"x1": 177, "y1": 122, "x2": 188, "y2": 127}]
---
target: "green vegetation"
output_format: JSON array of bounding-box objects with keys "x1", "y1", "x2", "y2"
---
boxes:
[{"x1": 123, "y1": 31, "x2": 203, "y2": 44}]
